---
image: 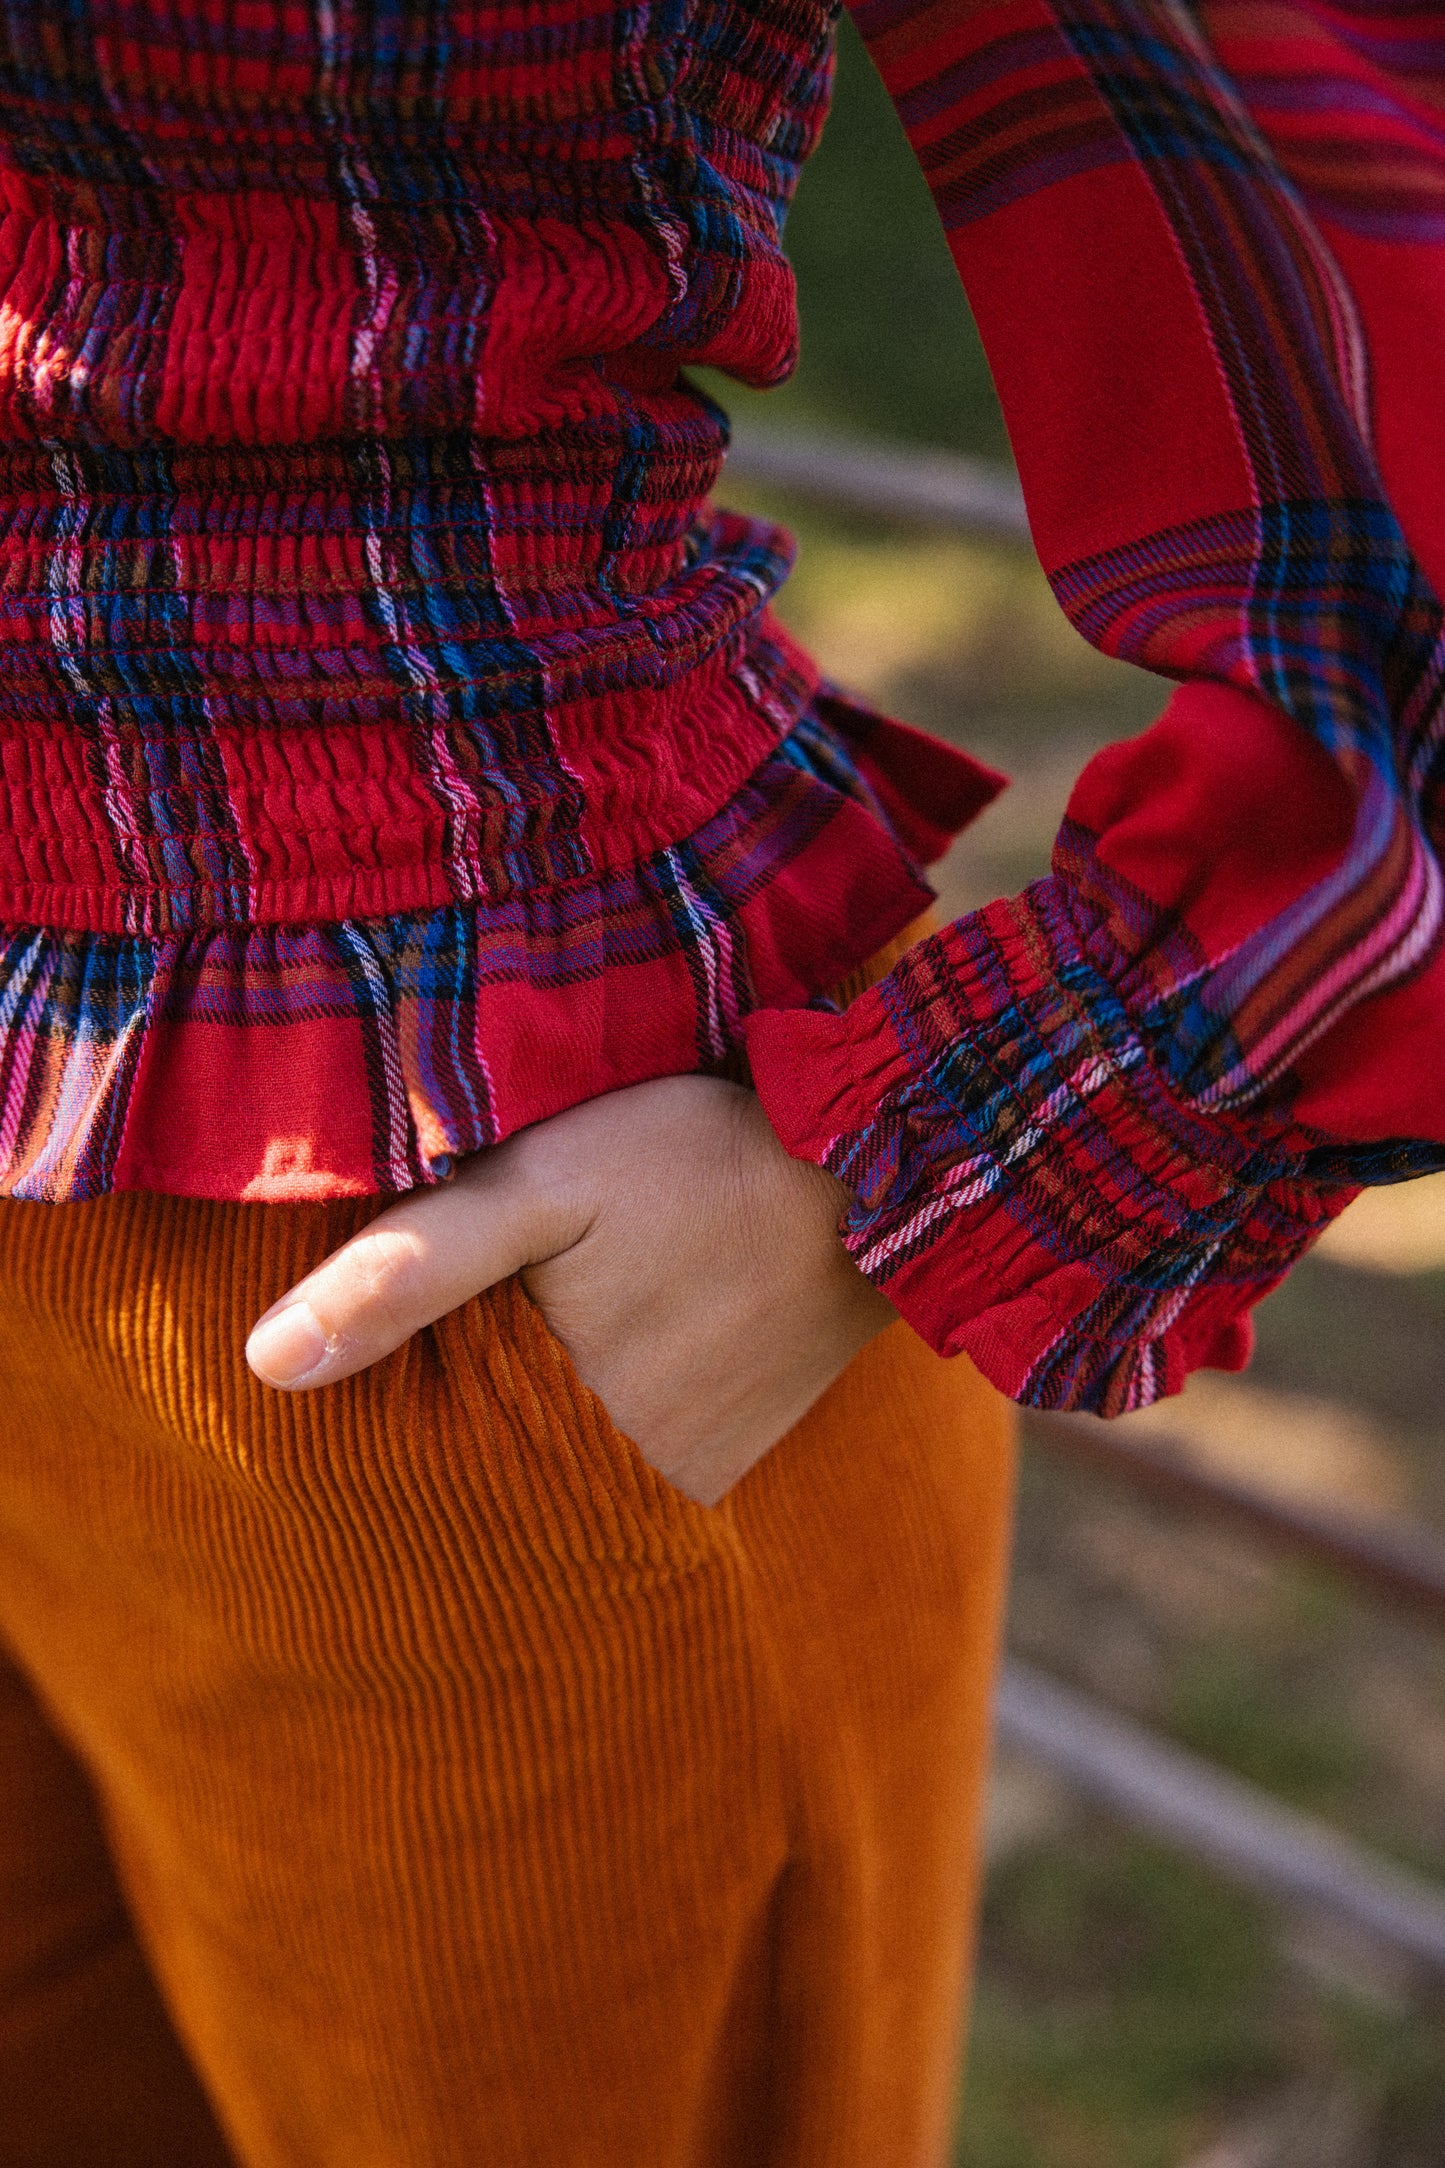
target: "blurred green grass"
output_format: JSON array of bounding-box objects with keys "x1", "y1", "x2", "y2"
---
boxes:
[
  {"x1": 961, "y1": 1827, "x2": 1445, "y2": 2168},
  {"x1": 964, "y1": 1835, "x2": 1285, "y2": 2168}
]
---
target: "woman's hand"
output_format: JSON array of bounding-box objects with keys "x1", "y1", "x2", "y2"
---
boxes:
[{"x1": 244, "y1": 1076, "x2": 897, "y2": 1505}]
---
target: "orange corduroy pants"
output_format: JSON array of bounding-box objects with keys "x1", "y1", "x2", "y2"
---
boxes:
[{"x1": 0, "y1": 1186, "x2": 1015, "y2": 2168}]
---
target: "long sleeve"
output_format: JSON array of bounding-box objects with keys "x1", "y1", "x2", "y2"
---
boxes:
[{"x1": 745, "y1": 0, "x2": 1445, "y2": 1413}]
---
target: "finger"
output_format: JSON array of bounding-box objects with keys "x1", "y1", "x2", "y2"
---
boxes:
[{"x1": 245, "y1": 1143, "x2": 580, "y2": 1391}]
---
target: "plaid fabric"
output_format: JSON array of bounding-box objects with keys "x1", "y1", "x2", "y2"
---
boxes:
[
  {"x1": 0, "y1": 1, "x2": 846, "y2": 933},
  {"x1": 748, "y1": 0, "x2": 1445, "y2": 1411},
  {"x1": 751, "y1": 879, "x2": 1432, "y2": 1415},
  {"x1": 0, "y1": 693, "x2": 997, "y2": 1199},
  {"x1": 0, "y1": 0, "x2": 1005, "y2": 1198},
  {"x1": 5, "y1": 0, "x2": 1445, "y2": 1420}
]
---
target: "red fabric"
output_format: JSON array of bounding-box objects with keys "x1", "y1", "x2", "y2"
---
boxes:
[
  {"x1": 0, "y1": 703, "x2": 976, "y2": 1202},
  {"x1": 479, "y1": 222, "x2": 674, "y2": 438},
  {"x1": 741, "y1": 0, "x2": 1445, "y2": 1412},
  {"x1": 748, "y1": 890, "x2": 1356, "y2": 1413},
  {"x1": 815, "y1": 691, "x2": 1007, "y2": 862},
  {"x1": 1332, "y1": 231, "x2": 1445, "y2": 615},
  {"x1": 1072, "y1": 683, "x2": 1358, "y2": 956},
  {"x1": 154, "y1": 194, "x2": 358, "y2": 444},
  {"x1": 4, "y1": 0, "x2": 1445, "y2": 1430},
  {"x1": 958, "y1": 166, "x2": 1256, "y2": 562},
  {"x1": 115, "y1": 1015, "x2": 377, "y2": 1200}
]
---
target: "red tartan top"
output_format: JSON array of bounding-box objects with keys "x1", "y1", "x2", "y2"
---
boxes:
[{"x1": 3, "y1": 0, "x2": 1445, "y2": 1413}]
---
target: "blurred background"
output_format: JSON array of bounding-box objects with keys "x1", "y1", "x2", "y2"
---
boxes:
[{"x1": 707, "y1": 21, "x2": 1445, "y2": 2167}]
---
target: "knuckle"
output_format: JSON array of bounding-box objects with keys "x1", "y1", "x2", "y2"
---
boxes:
[
  {"x1": 328, "y1": 1223, "x2": 432, "y2": 1343},
  {"x1": 505, "y1": 1128, "x2": 590, "y2": 1250}
]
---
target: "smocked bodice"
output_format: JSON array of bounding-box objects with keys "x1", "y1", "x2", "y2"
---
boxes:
[{"x1": 0, "y1": 0, "x2": 839, "y2": 934}]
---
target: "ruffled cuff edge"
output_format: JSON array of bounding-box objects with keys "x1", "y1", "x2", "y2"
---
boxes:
[{"x1": 745, "y1": 896, "x2": 1360, "y2": 1414}]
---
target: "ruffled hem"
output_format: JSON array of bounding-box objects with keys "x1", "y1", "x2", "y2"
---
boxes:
[
  {"x1": 0, "y1": 693, "x2": 1003, "y2": 1203},
  {"x1": 746, "y1": 881, "x2": 1361, "y2": 1415}
]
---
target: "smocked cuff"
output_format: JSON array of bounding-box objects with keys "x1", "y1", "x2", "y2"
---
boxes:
[{"x1": 744, "y1": 879, "x2": 1359, "y2": 1415}]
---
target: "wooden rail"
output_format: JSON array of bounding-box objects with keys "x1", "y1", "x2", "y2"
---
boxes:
[
  {"x1": 1028, "y1": 1412, "x2": 1445, "y2": 1628},
  {"x1": 998, "y1": 1663, "x2": 1445, "y2": 1978},
  {"x1": 724, "y1": 418, "x2": 1032, "y2": 541}
]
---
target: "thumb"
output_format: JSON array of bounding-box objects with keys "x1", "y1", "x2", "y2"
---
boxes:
[{"x1": 245, "y1": 1141, "x2": 583, "y2": 1391}]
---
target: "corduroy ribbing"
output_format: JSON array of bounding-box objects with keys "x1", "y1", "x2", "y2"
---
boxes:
[{"x1": 0, "y1": 1189, "x2": 1013, "y2": 2167}]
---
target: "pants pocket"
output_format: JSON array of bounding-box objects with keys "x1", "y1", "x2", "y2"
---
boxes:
[{"x1": 426, "y1": 1275, "x2": 728, "y2": 1581}]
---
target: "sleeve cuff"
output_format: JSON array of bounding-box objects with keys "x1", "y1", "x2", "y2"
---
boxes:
[{"x1": 744, "y1": 879, "x2": 1359, "y2": 1415}]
